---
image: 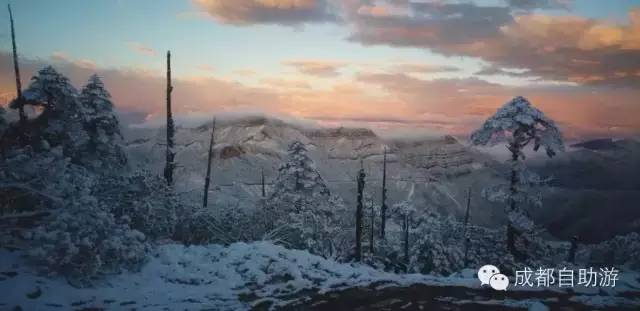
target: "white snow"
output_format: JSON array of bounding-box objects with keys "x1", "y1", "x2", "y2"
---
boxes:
[
  {"x1": 0, "y1": 242, "x2": 466, "y2": 310},
  {"x1": 3, "y1": 241, "x2": 640, "y2": 310}
]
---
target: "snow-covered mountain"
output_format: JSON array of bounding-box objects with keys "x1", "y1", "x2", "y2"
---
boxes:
[
  {"x1": 124, "y1": 116, "x2": 504, "y2": 227},
  {"x1": 123, "y1": 117, "x2": 640, "y2": 243}
]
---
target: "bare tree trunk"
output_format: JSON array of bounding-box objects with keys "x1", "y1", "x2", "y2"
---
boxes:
[
  {"x1": 261, "y1": 168, "x2": 266, "y2": 198},
  {"x1": 507, "y1": 141, "x2": 527, "y2": 261},
  {"x1": 202, "y1": 118, "x2": 216, "y2": 208},
  {"x1": 369, "y1": 198, "x2": 374, "y2": 254},
  {"x1": 8, "y1": 4, "x2": 26, "y2": 125},
  {"x1": 355, "y1": 162, "x2": 365, "y2": 262},
  {"x1": 163, "y1": 51, "x2": 175, "y2": 186},
  {"x1": 463, "y1": 186, "x2": 471, "y2": 266},
  {"x1": 261, "y1": 168, "x2": 271, "y2": 231},
  {"x1": 403, "y1": 214, "x2": 409, "y2": 271},
  {"x1": 380, "y1": 147, "x2": 388, "y2": 239}
]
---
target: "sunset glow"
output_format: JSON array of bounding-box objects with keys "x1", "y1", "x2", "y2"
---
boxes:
[{"x1": 1, "y1": 0, "x2": 639, "y2": 139}]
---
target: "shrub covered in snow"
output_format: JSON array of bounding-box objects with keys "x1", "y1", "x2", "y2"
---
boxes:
[
  {"x1": 93, "y1": 170, "x2": 185, "y2": 240},
  {"x1": 28, "y1": 196, "x2": 148, "y2": 282}
]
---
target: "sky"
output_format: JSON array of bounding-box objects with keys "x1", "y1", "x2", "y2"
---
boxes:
[{"x1": 1, "y1": 0, "x2": 640, "y2": 140}]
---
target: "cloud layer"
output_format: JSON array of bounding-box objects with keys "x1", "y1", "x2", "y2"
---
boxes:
[
  {"x1": 346, "y1": 1, "x2": 640, "y2": 87},
  {"x1": 191, "y1": 0, "x2": 640, "y2": 87},
  {"x1": 193, "y1": 0, "x2": 338, "y2": 25},
  {"x1": 1, "y1": 51, "x2": 639, "y2": 140}
]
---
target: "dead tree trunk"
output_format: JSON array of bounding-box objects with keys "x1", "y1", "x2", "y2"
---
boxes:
[
  {"x1": 369, "y1": 197, "x2": 375, "y2": 254},
  {"x1": 202, "y1": 118, "x2": 216, "y2": 208},
  {"x1": 463, "y1": 186, "x2": 472, "y2": 266},
  {"x1": 403, "y1": 214, "x2": 409, "y2": 271},
  {"x1": 8, "y1": 4, "x2": 26, "y2": 125},
  {"x1": 163, "y1": 51, "x2": 175, "y2": 186},
  {"x1": 261, "y1": 168, "x2": 266, "y2": 198},
  {"x1": 380, "y1": 147, "x2": 388, "y2": 239},
  {"x1": 355, "y1": 162, "x2": 366, "y2": 262}
]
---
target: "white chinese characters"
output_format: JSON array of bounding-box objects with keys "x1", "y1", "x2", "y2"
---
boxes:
[{"x1": 513, "y1": 267, "x2": 619, "y2": 288}]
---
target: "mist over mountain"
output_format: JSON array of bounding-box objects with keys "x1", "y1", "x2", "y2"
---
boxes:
[{"x1": 123, "y1": 115, "x2": 640, "y2": 244}]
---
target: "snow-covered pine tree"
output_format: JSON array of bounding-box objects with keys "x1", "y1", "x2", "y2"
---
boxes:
[
  {"x1": 18, "y1": 66, "x2": 89, "y2": 158},
  {"x1": 267, "y1": 141, "x2": 346, "y2": 258},
  {"x1": 470, "y1": 96, "x2": 564, "y2": 261},
  {"x1": 269, "y1": 141, "x2": 330, "y2": 200},
  {"x1": 79, "y1": 74, "x2": 127, "y2": 170}
]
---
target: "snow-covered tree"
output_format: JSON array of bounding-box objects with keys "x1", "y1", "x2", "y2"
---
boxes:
[
  {"x1": 0, "y1": 145, "x2": 94, "y2": 213},
  {"x1": 18, "y1": 66, "x2": 89, "y2": 158},
  {"x1": 79, "y1": 74, "x2": 127, "y2": 170},
  {"x1": 20, "y1": 66, "x2": 78, "y2": 113},
  {"x1": 470, "y1": 96, "x2": 564, "y2": 260},
  {"x1": 93, "y1": 170, "x2": 182, "y2": 240},
  {"x1": 267, "y1": 141, "x2": 349, "y2": 258},
  {"x1": 270, "y1": 141, "x2": 330, "y2": 199}
]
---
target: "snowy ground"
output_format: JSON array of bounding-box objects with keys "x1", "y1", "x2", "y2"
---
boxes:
[{"x1": 2, "y1": 242, "x2": 640, "y2": 310}]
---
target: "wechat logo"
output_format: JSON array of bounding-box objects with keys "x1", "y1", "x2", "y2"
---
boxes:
[{"x1": 478, "y1": 264, "x2": 509, "y2": 291}]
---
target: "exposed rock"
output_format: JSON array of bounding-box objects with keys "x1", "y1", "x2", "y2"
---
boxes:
[{"x1": 219, "y1": 145, "x2": 245, "y2": 159}]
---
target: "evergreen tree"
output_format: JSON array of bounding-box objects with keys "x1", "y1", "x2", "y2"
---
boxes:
[
  {"x1": 19, "y1": 66, "x2": 89, "y2": 157},
  {"x1": 269, "y1": 141, "x2": 330, "y2": 200},
  {"x1": 470, "y1": 96, "x2": 564, "y2": 261},
  {"x1": 20, "y1": 66, "x2": 79, "y2": 113},
  {"x1": 79, "y1": 74, "x2": 127, "y2": 170},
  {"x1": 267, "y1": 141, "x2": 346, "y2": 258}
]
